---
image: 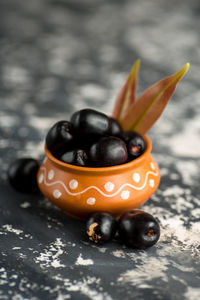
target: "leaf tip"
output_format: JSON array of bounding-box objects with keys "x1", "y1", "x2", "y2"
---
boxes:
[
  {"x1": 180, "y1": 62, "x2": 190, "y2": 76},
  {"x1": 129, "y1": 59, "x2": 141, "y2": 81},
  {"x1": 173, "y1": 62, "x2": 190, "y2": 83},
  {"x1": 184, "y1": 62, "x2": 190, "y2": 72},
  {"x1": 135, "y1": 58, "x2": 141, "y2": 68}
]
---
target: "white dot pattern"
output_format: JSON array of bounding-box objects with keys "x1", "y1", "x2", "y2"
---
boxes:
[
  {"x1": 69, "y1": 179, "x2": 78, "y2": 190},
  {"x1": 87, "y1": 197, "x2": 96, "y2": 205},
  {"x1": 48, "y1": 169, "x2": 54, "y2": 180},
  {"x1": 149, "y1": 179, "x2": 155, "y2": 188},
  {"x1": 39, "y1": 173, "x2": 44, "y2": 184},
  {"x1": 132, "y1": 173, "x2": 141, "y2": 183},
  {"x1": 150, "y1": 162, "x2": 156, "y2": 170},
  {"x1": 121, "y1": 190, "x2": 130, "y2": 200},
  {"x1": 53, "y1": 189, "x2": 62, "y2": 199},
  {"x1": 104, "y1": 182, "x2": 115, "y2": 192}
]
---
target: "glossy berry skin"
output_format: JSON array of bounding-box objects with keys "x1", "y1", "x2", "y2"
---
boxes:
[
  {"x1": 8, "y1": 158, "x2": 39, "y2": 193},
  {"x1": 60, "y1": 149, "x2": 88, "y2": 167},
  {"x1": 109, "y1": 117, "x2": 123, "y2": 137},
  {"x1": 89, "y1": 136, "x2": 128, "y2": 167},
  {"x1": 71, "y1": 109, "x2": 112, "y2": 137},
  {"x1": 118, "y1": 210, "x2": 160, "y2": 249},
  {"x1": 86, "y1": 212, "x2": 117, "y2": 244},
  {"x1": 46, "y1": 121, "x2": 74, "y2": 155},
  {"x1": 73, "y1": 132, "x2": 100, "y2": 152},
  {"x1": 120, "y1": 131, "x2": 137, "y2": 143},
  {"x1": 121, "y1": 131, "x2": 146, "y2": 159}
]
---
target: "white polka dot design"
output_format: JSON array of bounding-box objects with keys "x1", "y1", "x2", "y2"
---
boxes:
[
  {"x1": 150, "y1": 162, "x2": 156, "y2": 170},
  {"x1": 104, "y1": 182, "x2": 115, "y2": 192},
  {"x1": 39, "y1": 173, "x2": 44, "y2": 184},
  {"x1": 53, "y1": 189, "x2": 62, "y2": 199},
  {"x1": 132, "y1": 173, "x2": 140, "y2": 183},
  {"x1": 149, "y1": 179, "x2": 155, "y2": 188},
  {"x1": 87, "y1": 197, "x2": 96, "y2": 205},
  {"x1": 69, "y1": 179, "x2": 78, "y2": 190},
  {"x1": 121, "y1": 190, "x2": 130, "y2": 200},
  {"x1": 48, "y1": 170, "x2": 54, "y2": 180}
]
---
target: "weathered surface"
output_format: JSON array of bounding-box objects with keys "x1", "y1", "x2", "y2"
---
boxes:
[{"x1": 0, "y1": 0, "x2": 200, "y2": 299}]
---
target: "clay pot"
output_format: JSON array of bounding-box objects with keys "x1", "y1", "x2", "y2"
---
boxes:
[{"x1": 37, "y1": 136, "x2": 160, "y2": 220}]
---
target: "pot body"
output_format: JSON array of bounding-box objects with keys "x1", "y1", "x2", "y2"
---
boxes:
[{"x1": 37, "y1": 136, "x2": 160, "y2": 220}]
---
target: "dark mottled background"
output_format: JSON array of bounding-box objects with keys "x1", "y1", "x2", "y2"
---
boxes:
[{"x1": 0, "y1": 0, "x2": 200, "y2": 299}]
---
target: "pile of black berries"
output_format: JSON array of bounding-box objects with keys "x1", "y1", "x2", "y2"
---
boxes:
[{"x1": 46, "y1": 109, "x2": 146, "y2": 167}]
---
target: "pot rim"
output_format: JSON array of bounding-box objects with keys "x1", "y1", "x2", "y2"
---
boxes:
[{"x1": 44, "y1": 135, "x2": 152, "y2": 174}]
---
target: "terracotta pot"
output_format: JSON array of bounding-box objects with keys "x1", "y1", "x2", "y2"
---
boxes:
[{"x1": 37, "y1": 136, "x2": 160, "y2": 220}]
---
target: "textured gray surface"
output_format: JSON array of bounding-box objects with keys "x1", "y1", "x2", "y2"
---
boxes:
[{"x1": 0, "y1": 0, "x2": 200, "y2": 299}]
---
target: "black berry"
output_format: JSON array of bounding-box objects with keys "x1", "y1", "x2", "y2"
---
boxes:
[
  {"x1": 86, "y1": 212, "x2": 117, "y2": 244},
  {"x1": 46, "y1": 121, "x2": 74, "y2": 155},
  {"x1": 118, "y1": 210, "x2": 160, "y2": 249},
  {"x1": 8, "y1": 158, "x2": 39, "y2": 193},
  {"x1": 71, "y1": 109, "x2": 112, "y2": 138},
  {"x1": 89, "y1": 136, "x2": 128, "y2": 167},
  {"x1": 109, "y1": 117, "x2": 123, "y2": 137},
  {"x1": 121, "y1": 131, "x2": 146, "y2": 159},
  {"x1": 60, "y1": 149, "x2": 88, "y2": 167}
]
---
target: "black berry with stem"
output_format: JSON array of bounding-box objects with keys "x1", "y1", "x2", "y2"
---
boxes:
[
  {"x1": 8, "y1": 158, "x2": 39, "y2": 193},
  {"x1": 121, "y1": 131, "x2": 146, "y2": 159},
  {"x1": 89, "y1": 136, "x2": 128, "y2": 167},
  {"x1": 86, "y1": 212, "x2": 117, "y2": 244},
  {"x1": 60, "y1": 149, "x2": 88, "y2": 167},
  {"x1": 46, "y1": 121, "x2": 74, "y2": 155},
  {"x1": 118, "y1": 210, "x2": 160, "y2": 249}
]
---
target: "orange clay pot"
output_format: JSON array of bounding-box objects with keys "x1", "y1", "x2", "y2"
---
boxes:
[{"x1": 37, "y1": 136, "x2": 160, "y2": 220}]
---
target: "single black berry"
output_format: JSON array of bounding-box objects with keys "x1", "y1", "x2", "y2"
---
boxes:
[
  {"x1": 118, "y1": 210, "x2": 160, "y2": 249},
  {"x1": 60, "y1": 149, "x2": 88, "y2": 167},
  {"x1": 8, "y1": 158, "x2": 39, "y2": 193},
  {"x1": 121, "y1": 131, "x2": 146, "y2": 159},
  {"x1": 45, "y1": 121, "x2": 74, "y2": 155},
  {"x1": 86, "y1": 212, "x2": 117, "y2": 244},
  {"x1": 109, "y1": 117, "x2": 123, "y2": 137},
  {"x1": 89, "y1": 136, "x2": 128, "y2": 167},
  {"x1": 71, "y1": 109, "x2": 112, "y2": 138}
]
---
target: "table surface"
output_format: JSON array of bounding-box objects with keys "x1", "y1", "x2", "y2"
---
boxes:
[{"x1": 1, "y1": 0, "x2": 200, "y2": 299}]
